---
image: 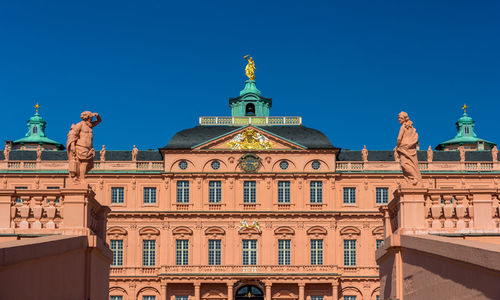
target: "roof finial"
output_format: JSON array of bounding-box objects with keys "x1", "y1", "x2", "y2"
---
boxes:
[
  {"x1": 244, "y1": 55, "x2": 256, "y2": 80},
  {"x1": 34, "y1": 102, "x2": 40, "y2": 114},
  {"x1": 462, "y1": 103, "x2": 468, "y2": 114}
]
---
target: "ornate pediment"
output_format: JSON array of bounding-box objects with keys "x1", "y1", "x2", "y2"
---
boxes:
[{"x1": 226, "y1": 128, "x2": 273, "y2": 150}]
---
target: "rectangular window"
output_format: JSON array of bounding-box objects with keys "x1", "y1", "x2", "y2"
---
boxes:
[
  {"x1": 310, "y1": 239, "x2": 323, "y2": 265},
  {"x1": 278, "y1": 181, "x2": 291, "y2": 203},
  {"x1": 110, "y1": 296, "x2": 123, "y2": 300},
  {"x1": 242, "y1": 239, "x2": 257, "y2": 265},
  {"x1": 175, "y1": 297, "x2": 188, "y2": 300},
  {"x1": 310, "y1": 181, "x2": 323, "y2": 203},
  {"x1": 376, "y1": 239, "x2": 384, "y2": 249},
  {"x1": 143, "y1": 187, "x2": 157, "y2": 204},
  {"x1": 110, "y1": 240, "x2": 123, "y2": 266},
  {"x1": 209, "y1": 181, "x2": 222, "y2": 203},
  {"x1": 47, "y1": 186, "x2": 60, "y2": 189},
  {"x1": 111, "y1": 187, "x2": 124, "y2": 204},
  {"x1": 176, "y1": 181, "x2": 189, "y2": 203},
  {"x1": 343, "y1": 187, "x2": 356, "y2": 204},
  {"x1": 376, "y1": 187, "x2": 389, "y2": 204},
  {"x1": 176, "y1": 239, "x2": 189, "y2": 265},
  {"x1": 311, "y1": 297, "x2": 324, "y2": 300},
  {"x1": 142, "y1": 240, "x2": 156, "y2": 267},
  {"x1": 344, "y1": 240, "x2": 357, "y2": 266},
  {"x1": 278, "y1": 239, "x2": 291, "y2": 265},
  {"x1": 208, "y1": 239, "x2": 221, "y2": 265},
  {"x1": 243, "y1": 181, "x2": 257, "y2": 203},
  {"x1": 344, "y1": 296, "x2": 357, "y2": 300},
  {"x1": 143, "y1": 297, "x2": 156, "y2": 300}
]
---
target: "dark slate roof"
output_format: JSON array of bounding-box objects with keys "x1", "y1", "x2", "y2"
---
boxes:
[
  {"x1": 162, "y1": 125, "x2": 335, "y2": 149},
  {"x1": 6, "y1": 150, "x2": 162, "y2": 161},
  {"x1": 336, "y1": 150, "x2": 498, "y2": 162}
]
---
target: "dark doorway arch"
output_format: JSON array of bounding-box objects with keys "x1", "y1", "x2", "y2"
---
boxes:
[
  {"x1": 235, "y1": 285, "x2": 264, "y2": 300},
  {"x1": 245, "y1": 103, "x2": 256, "y2": 116}
]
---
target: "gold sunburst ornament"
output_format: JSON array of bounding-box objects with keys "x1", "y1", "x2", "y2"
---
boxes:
[{"x1": 226, "y1": 129, "x2": 272, "y2": 150}]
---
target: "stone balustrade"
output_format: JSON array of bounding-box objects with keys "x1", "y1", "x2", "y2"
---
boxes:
[
  {"x1": 0, "y1": 160, "x2": 164, "y2": 172},
  {"x1": 336, "y1": 161, "x2": 499, "y2": 172},
  {"x1": 0, "y1": 188, "x2": 110, "y2": 240},
  {"x1": 382, "y1": 188, "x2": 500, "y2": 236}
]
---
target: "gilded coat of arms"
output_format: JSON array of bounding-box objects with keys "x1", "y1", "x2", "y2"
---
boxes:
[
  {"x1": 239, "y1": 153, "x2": 261, "y2": 173},
  {"x1": 226, "y1": 128, "x2": 273, "y2": 150}
]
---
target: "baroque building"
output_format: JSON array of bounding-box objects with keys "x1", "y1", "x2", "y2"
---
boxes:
[{"x1": 1, "y1": 74, "x2": 499, "y2": 300}]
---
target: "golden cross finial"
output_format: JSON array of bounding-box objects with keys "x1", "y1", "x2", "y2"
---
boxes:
[
  {"x1": 462, "y1": 103, "x2": 468, "y2": 114},
  {"x1": 34, "y1": 102, "x2": 40, "y2": 114}
]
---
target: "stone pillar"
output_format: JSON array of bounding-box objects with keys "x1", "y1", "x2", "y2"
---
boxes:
[
  {"x1": 471, "y1": 190, "x2": 494, "y2": 230},
  {"x1": 161, "y1": 283, "x2": 168, "y2": 300},
  {"x1": 331, "y1": 282, "x2": 338, "y2": 300},
  {"x1": 395, "y1": 188, "x2": 427, "y2": 234},
  {"x1": 194, "y1": 282, "x2": 201, "y2": 300},
  {"x1": 298, "y1": 283, "x2": 305, "y2": 300},
  {"x1": 265, "y1": 282, "x2": 272, "y2": 300},
  {"x1": 227, "y1": 282, "x2": 234, "y2": 300},
  {"x1": 0, "y1": 190, "x2": 14, "y2": 228}
]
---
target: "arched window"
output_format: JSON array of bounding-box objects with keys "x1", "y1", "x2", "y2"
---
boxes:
[
  {"x1": 245, "y1": 103, "x2": 255, "y2": 116},
  {"x1": 464, "y1": 126, "x2": 470, "y2": 134},
  {"x1": 236, "y1": 285, "x2": 263, "y2": 300},
  {"x1": 32, "y1": 127, "x2": 38, "y2": 134}
]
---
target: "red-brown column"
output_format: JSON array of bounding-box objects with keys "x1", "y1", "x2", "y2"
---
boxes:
[{"x1": 298, "y1": 283, "x2": 305, "y2": 300}]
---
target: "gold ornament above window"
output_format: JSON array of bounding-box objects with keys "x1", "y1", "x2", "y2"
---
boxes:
[{"x1": 226, "y1": 129, "x2": 273, "y2": 150}]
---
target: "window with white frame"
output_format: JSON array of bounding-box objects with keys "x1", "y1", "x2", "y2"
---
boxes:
[
  {"x1": 176, "y1": 239, "x2": 189, "y2": 265},
  {"x1": 376, "y1": 239, "x2": 384, "y2": 249},
  {"x1": 278, "y1": 239, "x2": 291, "y2": 265},
  {"x1": 310, "y1": 239, "x2": 323, "y2": 265},
  {"x1": 110, "y1": 296, "x2": 123, "y2": 300},
  {"x1": 243, "y1": 181, "x2": 256, "y2": 203},
  {"x1": 311, "y1": 296, "x2": 324, "y2": 300},
  {"x1": 278, "y1": 181, "x2": 291, "y2": 203},
  {"x1": 142, "y1": 240, "x2": 155, "y2": 267},
  {"x1": 143, "y1": 296, "x2": 156, "y2": 300},
  {"x1": 209, "y1": 181, "x2": 222, "y2": 203},
  {"x1": 310, "y1": 181, "x2": 323, "y2": 203},
  {"x1": 175, "y1": 296, "x2": 188, "y2": 300},
  {"x1": 143, "y1": 187, "x2": 157, "y2": 204},
  {"x1": 242, "y1": 239, "x2": 257, "y2": 265},
  {"x1": 110, "y1": 240, "x2": 123, "y2": 266},
  {"x1": 344, "y1": 296, "x2": 356, "y2": 300},
  {"x1": 343, "y1": 187, "x2": 356, "y2": 204},
  {"x1": 208, "y1": 239, "x2": 221, "y2": 265},
  {"x1": 344, "y1": 240, "x2": 356, "y2": 266},
  {"x1": 376, "y1": 187, "x2": 389, "y2": 204},
  {"x1": 176, "y1": 181, "x2": 189, "y2": 203},
  {"x1": 111, "y1": 187, "x2": 124, "y2": 204}
]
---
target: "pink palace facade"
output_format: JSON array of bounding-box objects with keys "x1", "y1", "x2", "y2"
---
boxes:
[{"x1": 2, "y1": 78, "x2": 499, "y2": 300}]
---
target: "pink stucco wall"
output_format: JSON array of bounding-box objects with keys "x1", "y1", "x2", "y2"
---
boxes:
[
  {"x1": 0, "y1": 235, "x2": 112, "y2": 300},
  {"x1": 377, "y1": 231, "x2": 500, "y2": 299}
]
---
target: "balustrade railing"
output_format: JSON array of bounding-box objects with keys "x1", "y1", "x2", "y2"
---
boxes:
[
  {"x1": 1, "y1": 160, "x2": 164, "y2": 171},
  {"x1": 336, "y1": 161, "x2": 499, "y2": 172},
  {"x1": 0, "y1": 188, "x2": 109, "y2": 239},
  {"x1": 199, "y1": 116, "x2": 302, "y2": 126}
]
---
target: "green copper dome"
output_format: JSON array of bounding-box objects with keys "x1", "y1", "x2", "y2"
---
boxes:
[
  {"x1": 436, "y1": 110, "x2": 495, "y2": 150},
  {"x1": 13, "y1": 106, "x2": 64, "y2": 150}
]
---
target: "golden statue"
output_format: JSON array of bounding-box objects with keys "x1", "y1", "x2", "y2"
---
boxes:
[{"x1": 244, "y1": 55, "x2": 256, "y2": 80}]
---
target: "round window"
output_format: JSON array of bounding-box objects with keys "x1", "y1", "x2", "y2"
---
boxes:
[
  {"x1": 178, "y1": 160, "x2": 188, "y2": 170},
  {"x1": 279, "y1": 161, "x2": 289, "y2": 170},
  {"x1": 211, "y1": 160, "x2": 220, "y2": 170},
  {"x1": 312, "y1": 160, "x2": 321, "y2": 170}
]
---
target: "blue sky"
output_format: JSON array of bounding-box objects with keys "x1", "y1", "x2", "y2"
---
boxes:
[{"x1": 0, "y1": 1, "x2": 498, "y2": 151}]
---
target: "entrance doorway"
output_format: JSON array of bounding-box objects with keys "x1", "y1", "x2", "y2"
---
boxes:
[{"x1": 235, "y1": 285, "x2": 264, "y2": 300}]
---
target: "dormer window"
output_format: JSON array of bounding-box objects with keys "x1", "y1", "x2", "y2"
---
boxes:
[
  {"x1": 245, "y1": 103, "x2": 255, "y2": 116},
  {"x1": 32, "y1": 127, "x2": 37, "y2": 134}
]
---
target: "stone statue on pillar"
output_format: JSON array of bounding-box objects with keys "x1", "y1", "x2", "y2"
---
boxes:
[
  {"x1": 132, "y1": 145, "x2": 138, "y2": 161},
  {"x1": 361, "y1": 145, "x2": 368, "y2": 162},
  {"x1": 100, "y1": 145, "x2": 106, "y2": 162},
  {"x1": 492, "y1": 145, "x2": 498, "y2": 163},
  {"x1": 3, "y1": 142, "x2": 11, "y2": 161},
  {"x1": 427, "y1": 145, "x2": 433, "y2": 162},
  {"x1": 395, "y1": 111, "x2": 422, "y2": 186},
  {"x1": 66, "y1": 111, "x2": 101, "y2": 183}
]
